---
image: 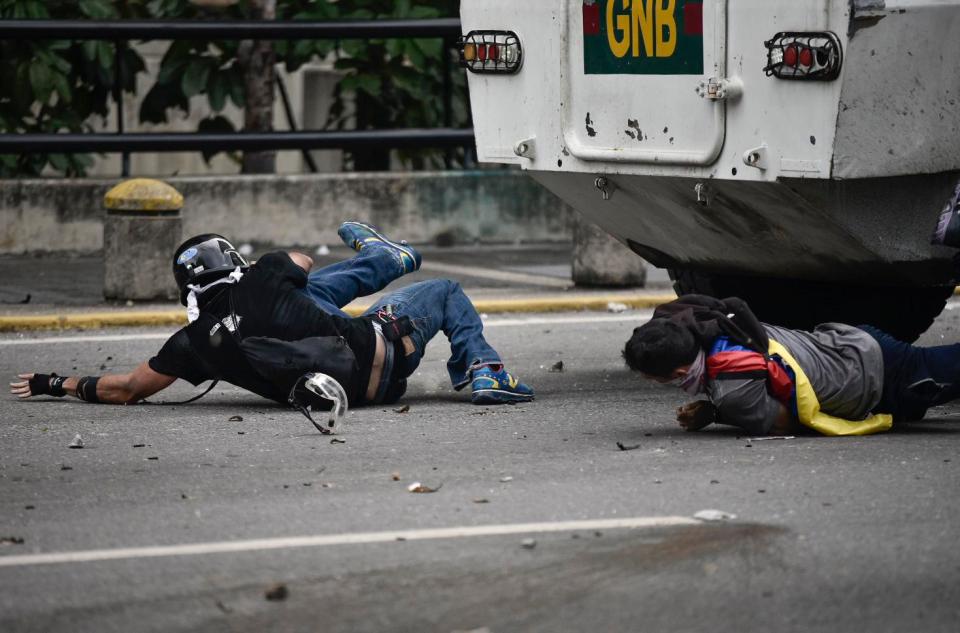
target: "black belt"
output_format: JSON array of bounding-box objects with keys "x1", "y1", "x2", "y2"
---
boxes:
[{"x1": 370, "y1": 323, "x2": 396, "y2": 404}]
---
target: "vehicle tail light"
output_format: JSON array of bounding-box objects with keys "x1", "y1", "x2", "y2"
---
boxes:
[
  {"x1": 764, "y1": 32, "x2": 842, "y2": 80},
  {"x1": 458, "y1": 30, "x2": 522, "y2": 74}
]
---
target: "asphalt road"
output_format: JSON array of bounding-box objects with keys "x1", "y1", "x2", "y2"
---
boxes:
[{"x1": 2, "y1": 305, "x2": 960, "y2": 632}]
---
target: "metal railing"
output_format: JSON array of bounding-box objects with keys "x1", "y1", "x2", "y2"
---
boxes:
[{"x1": 0, "y1": 18, "x2": 472, "y2": 175}]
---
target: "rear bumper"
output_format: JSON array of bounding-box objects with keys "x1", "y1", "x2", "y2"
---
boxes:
[{"x1": 532, "y1": 170, "x2": 960, "y2": 285}]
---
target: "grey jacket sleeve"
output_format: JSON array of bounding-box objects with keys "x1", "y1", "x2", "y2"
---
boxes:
[{"x1": 708, "y1": 377, "x2": 785, "y2": 435}]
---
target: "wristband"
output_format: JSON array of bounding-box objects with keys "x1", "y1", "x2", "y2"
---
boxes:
[
  {"x1": 76, "y1": 376, "x2": 101, "y2": 404},
  {"x1": 29, "y1": 373, "x2": 67, "y2": 397}
]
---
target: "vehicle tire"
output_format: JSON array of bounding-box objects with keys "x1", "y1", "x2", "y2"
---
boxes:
[{"x1": 668, "y1": 269, "x2": 955, "y2": 343}]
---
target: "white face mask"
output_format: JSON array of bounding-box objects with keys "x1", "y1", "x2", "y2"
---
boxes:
[
  {"x1": 185, "y1": 267, "x2": 244, "y2": 323},
  {"x1": 672, "y1": 349, "x2": 706, "y2": 395}
]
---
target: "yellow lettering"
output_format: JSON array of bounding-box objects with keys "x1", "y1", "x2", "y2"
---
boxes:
[
  {"x1": 632, "y1": 0, "x2": 654, "y2": 57},
  {"x1": 607, "y1": 0, "x2": 631, "y2": 58},
  {"x1": 656, "y1": 0, "x2": 677, "y2": 57}
]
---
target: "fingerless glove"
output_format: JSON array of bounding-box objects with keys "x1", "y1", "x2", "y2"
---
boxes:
[{"x1": 29, "y1": 373, "x2": 67, "y2": 397}]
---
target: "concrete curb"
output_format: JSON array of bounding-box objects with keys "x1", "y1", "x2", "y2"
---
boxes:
[{"x1": 0, "y1": 294, "x2": 676, "y2": 333}]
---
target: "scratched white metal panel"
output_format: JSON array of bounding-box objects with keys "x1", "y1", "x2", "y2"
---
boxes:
[
  {"x1": 560, "y1": 0, "x2": 726, "y2": 165},
  {"x1": 462, "y1": 1, "x2": 850, "y2": 181},
  {"x1": 832, "y1": 0, "x2": 960, "y2": 178},
  {"x1": 460, "y1": 2, "x2": 566, "y2": 166}
]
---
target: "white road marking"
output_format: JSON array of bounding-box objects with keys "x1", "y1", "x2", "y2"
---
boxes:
[
  {"x1": 483, "y1": 312, "x2": 652, "y2": 328},
  {"x1": 0, "y1": 312, "x2": 653, "y2": 346},
  {"x1": 419, "y1": 261, "x2": 573, "y2": 288},
  {"x1": 0, "y1": 333, "x2": 172, "y2": 346},
  {"x1": 0, "y1": 516, "x2": 700, "y2": 568}
]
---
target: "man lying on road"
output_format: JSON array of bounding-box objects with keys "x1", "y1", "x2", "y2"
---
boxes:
[
  {"x1": 622, "y1": 294, "x2": 960, "y2": 436},
  {"x1": 10, "y1": 223, "x2": 534, "y2": 417}
]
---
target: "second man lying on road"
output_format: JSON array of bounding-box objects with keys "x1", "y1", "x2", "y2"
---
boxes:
[
  {"x1": 622, "y1": 294, "x2": 960, "y2": 437},
  {"x1": 10, "y1": 222, "x2": 534, "y2": 416}
]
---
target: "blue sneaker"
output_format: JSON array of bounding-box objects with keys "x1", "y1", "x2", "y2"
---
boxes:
[
  {"x1": 338, "y1": 221, "x2": 422, "y2": 274},
  {"x1": 471, "y1": 366, "x2": 534, "y2": 405}
]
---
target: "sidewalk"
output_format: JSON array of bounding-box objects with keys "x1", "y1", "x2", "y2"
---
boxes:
[{"x1": 0, "y1": 243, "x2": 677, "y2": 331}]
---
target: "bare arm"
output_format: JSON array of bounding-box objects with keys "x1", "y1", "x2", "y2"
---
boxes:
[
  {"x1": 10, "y1": 362, "x2": 176, "y2": 404},
  {"x1": 287, "y1": 251, "x2": 314, "y2": 273}
]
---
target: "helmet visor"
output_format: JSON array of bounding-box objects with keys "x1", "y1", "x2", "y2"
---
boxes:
[{"x1": 288, "y1": 372, "x2": 348, "y2": 434}]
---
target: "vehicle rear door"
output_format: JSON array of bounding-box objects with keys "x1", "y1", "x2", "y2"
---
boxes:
[{"x1": 562, "y1": 0, "x2": 728, "y2": 165}]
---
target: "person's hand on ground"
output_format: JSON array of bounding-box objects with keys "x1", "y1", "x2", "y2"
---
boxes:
[
  {"x1": 9, "y1": 373, "x2": 38, "y2": 399},
  {"x1": 676, "y1": 400, "x2": 716, "y2": 431}
]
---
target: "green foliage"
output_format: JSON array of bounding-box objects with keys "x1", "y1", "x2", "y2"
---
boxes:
[
  {"x1": 0, "y1": 0, "x2": 149, "y2": 176},
  {"x1": 0, "y1": 0, "x2": 467, "y2": 176},
  {"x1": 318, "y1": 0, "x2": 469, "y2": 170}
]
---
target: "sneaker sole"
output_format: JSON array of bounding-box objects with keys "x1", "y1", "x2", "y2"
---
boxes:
[
  {"x1": 471, "y1": 389, "x2": 535, "y2": 405},
  {"x1": 340, "y1": 222, "x2": 421, "y2": 270}
]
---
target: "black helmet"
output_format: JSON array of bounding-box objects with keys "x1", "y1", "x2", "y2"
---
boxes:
[{"x1": 172, "y1": 234, "x2": 248, "y2": 305}]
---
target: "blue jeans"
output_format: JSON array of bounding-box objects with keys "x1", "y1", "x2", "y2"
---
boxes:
[
  {"x1": 858, "y1": 324, "x2": 960, "y2": 421},
  {"x1": 304, "y1": 247, "x2": 501, "y2": 389}
]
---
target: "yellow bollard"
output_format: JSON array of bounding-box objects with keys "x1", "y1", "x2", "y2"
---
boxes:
[{"x1": 103, "y1": 178, "x2": 184, "y2": 301}]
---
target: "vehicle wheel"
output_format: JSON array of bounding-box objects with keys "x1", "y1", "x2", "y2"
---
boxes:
[{"x1": 668, "y1": 269, "x2": 955, "y2": 343}]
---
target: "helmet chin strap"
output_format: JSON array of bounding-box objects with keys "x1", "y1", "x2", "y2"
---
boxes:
[{"x1": 186, "y1": 267, "x2": 244, "y2": 323}]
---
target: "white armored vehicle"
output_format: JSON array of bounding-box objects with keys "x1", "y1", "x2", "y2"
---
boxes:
[{"x1": 458, "y1": 0, "x2": 960, "y2": 340}]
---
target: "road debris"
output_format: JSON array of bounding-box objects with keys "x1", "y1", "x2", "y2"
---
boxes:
[
  {"x1": 60, "y1": 465, "x2": 73, "y2": 471},
  {"x1": 616, "y1": 441, "x2": 640, "y2": 451},
  {"x1": 499, "y1": 476, "x2": 513, "y2": 483},
  {"x1": 407, "y1": 482, "x2": 442, "y2": 493},
  {"x1": 238, "y1": 243, "x2": 254, "y2": 257},
  {"x1": 472, "y1": 498, "x2": 490, "y2": 504},
  {"x1": 132, "y1": 443, "x2": 146, "y2": 448},
  {"x1": 549, "y1": 360, "x2": 564, "y2": 373},
  {"x1": 315, "y1": 244, "x2": 330, "y2": 256},
  {"x1": 214, "y1": 600, "x2": 232, "y2": 614},
  {"x1": 394, "y1": 405, "x2": 410, "y2": 414},
  {"x1": 330, "y1": 438, "x2": 346, "y2": 445},
  {"x1": 694, "y1": 509, "x2": 737, "y2": 522},
  {"x1": 391, "y1": 472, "x2": 401, "y2": 481},
  {"x1": 606, "y1": 301, "x2": 629, "y2": 313},
  {"x1": 264, "y1": 583, "x2": 288, "y2": 601},
  {"x1": 0, "y1": 536, "x2": 25, "y2": 546},
  {"x1": 228, "y1": 415, "x2": 243, "y2": 422},
  {"x1": 521, "y1": 538, "x2": 537, "y2": 549},
  {"x1": 146, "y1": 456, "x2": 159, "y2": 461},
  {"x1": 68, "y1": 434, "x2": 84, "y2": 449},
  {"x1": 748, "y1": 436, "x2": 796, "y2": 441},
  {"x1": 0, "y1": 292, "x2": 30, "y2": 304}
]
